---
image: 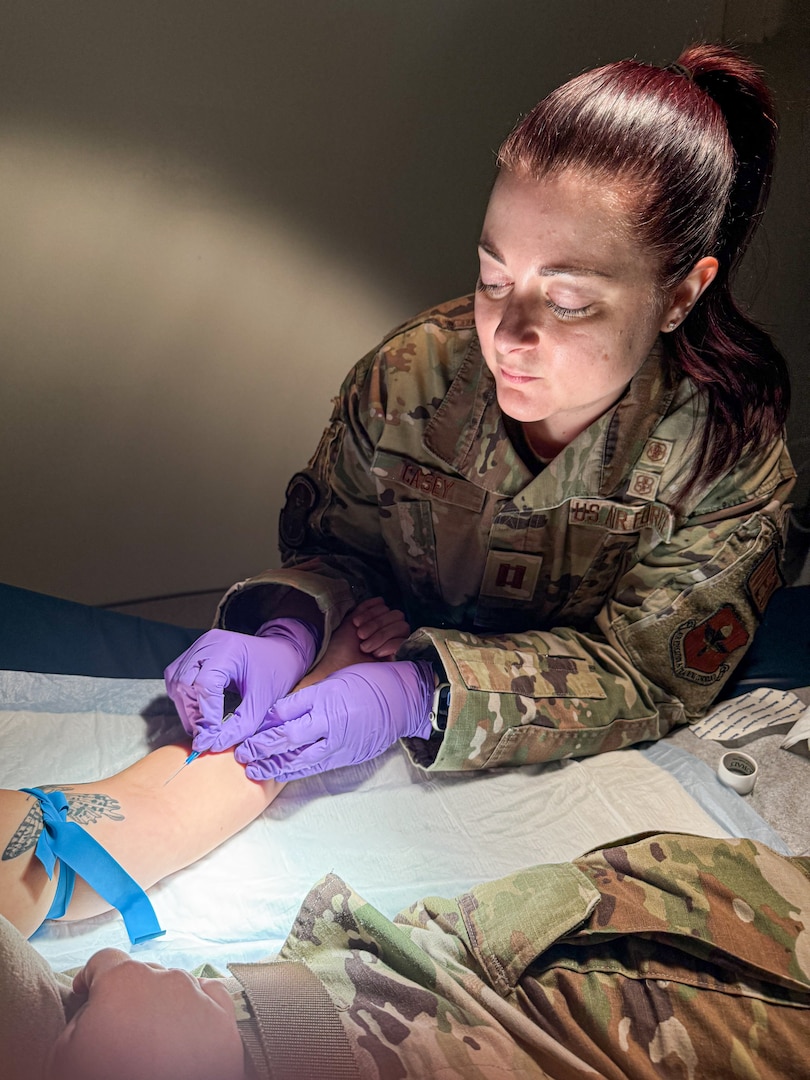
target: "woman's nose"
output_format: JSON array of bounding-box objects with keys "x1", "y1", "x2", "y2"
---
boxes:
[{"x1": 492, "y1": 298, "x2": 541, "y2": 352}]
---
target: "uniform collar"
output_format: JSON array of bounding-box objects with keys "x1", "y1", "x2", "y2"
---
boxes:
[
  {"x1": 423, "y1": 336, "x2": 675, "y2": 500},
  {"x1": 599, "y1": 339, "x2": 676, "y2": 495}
]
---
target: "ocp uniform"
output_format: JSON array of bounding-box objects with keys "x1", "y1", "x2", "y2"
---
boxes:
[
  {"x1": 218, "y1": 295, "x2": 795, "y2": 772},
  {"x1": 229, "y1": 834, "x2": 810, "y2": 1079}
]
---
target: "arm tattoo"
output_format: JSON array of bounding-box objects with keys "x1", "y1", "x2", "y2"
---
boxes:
[{"x1": 2, "y1": 786, "x2": 124, "y2": 861}]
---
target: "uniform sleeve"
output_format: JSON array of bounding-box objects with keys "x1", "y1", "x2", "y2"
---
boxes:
[
  {"x1": 216, "y1": 345, "x2": 397, "y2": 659},
  {"x1": 229, "y1": 835, "x2": 810, "y2": 1080},
  {"x1": 399, "y1": 480, "x2": 792, "y2": 772}
]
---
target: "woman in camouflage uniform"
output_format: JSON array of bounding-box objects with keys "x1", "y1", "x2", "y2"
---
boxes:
[{"x1": 165, "y1": 44, "x2": 794, "y2": 782}]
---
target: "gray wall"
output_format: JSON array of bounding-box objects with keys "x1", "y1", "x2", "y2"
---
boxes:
[{"x1": 1, "y1": 0, "x2": 807, "y2": 606}]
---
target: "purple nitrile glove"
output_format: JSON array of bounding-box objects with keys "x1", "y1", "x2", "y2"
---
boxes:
[
  {"x1": 163, "y1": 619, "x2": 319, "y2": 754},
  {"x1": 234, "y1": 659, "x2": 434, "y2": 782}
]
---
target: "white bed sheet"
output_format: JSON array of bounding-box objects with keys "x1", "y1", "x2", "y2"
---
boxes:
[{"x1": 0, "y1": 671, "x2": 769, "y2": 972}]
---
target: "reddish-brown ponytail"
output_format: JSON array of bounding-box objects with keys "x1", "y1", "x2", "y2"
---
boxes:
[{"x1": 497, "y1": 43, "x2": 790, "y2": 504}]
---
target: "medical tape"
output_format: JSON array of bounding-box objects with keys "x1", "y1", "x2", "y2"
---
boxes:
[
  {"x1": 21, "y1": 787, "x2": 165, "y2": 944},
  {"x1": 716, "y1": 752, "x2": 759, "y2": 796}
]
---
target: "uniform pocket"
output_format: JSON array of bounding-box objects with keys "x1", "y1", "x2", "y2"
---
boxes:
[
  {"x1": 391, "y1": 500, "x2": 441, "y2": 600},
  {"x1": 372, "y1": 450, "x2": 487, "y2": 619},
  {"x1": 445, "y1": 641, "x2": 607, "y2": 699},
  {"x1": 458, "y1": 863, "x2": 600, "y2": 995},
  {"x1": 616, "y1": 513, "x2": 782, "y2": 714}
]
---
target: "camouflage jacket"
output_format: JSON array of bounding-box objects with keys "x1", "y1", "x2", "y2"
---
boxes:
[
  {"x1": 218, "y1": 296, "x2": 795, "y2": 772},
  {"x1": 230, "y1": 833, "x2": 810, "y2": 1079}
]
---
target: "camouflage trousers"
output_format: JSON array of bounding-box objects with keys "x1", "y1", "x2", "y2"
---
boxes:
[{"x1": 233, "y1": 833, "x2": 810, "y2": 1079}]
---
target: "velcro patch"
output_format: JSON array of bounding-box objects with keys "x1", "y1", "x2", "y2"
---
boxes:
[
  {"x1": 747, "y1": 547, "x2": 782, "y2": 615},
  {"x1": 670, "y1": 605, "x2": 750, "y2": 685},
  {"x1": 445, "y1": 642, "x2": 606, "y2": 699},
  {"x1": 398, "y1": 462, "x2": 459, "y2": 501},
  {"x1": 568, "y1": 498, "x2": 673, "y2": 542},
  {"x1": 480, "y1": 551, "x2": 542, "y2": 601},
  {"x1": 627, "y1": 470, "x2": 661, "y2": 502},
  {"x1": 371, "y1": 451, "x2": 485, "y2": 512},
  {"x1": 639, "y1": 438, "x2": 674, "y2": 469}
]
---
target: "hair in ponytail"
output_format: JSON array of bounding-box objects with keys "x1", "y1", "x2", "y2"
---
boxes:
[{"x1": 497, "y1": 43, "x2": 790, "y2": 504}]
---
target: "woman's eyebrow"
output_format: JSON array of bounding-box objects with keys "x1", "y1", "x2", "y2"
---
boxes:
[
  {"x1": 477, "y1": 241, "x2": 612, "y2": 279},
  {"x1": 539, "y1": 265, "x2": 612, "y2": 279},
  {"x1": 478, "y1": 240, "x2": 505, "y2": 263}
]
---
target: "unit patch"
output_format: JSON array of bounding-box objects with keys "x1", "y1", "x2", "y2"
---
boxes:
[
  {"x1": 670, "y1": 605, "x2": 750, "y2": 684},
  {"x1": 747, "y1": 547, "x2": 782, "y2": 615}
]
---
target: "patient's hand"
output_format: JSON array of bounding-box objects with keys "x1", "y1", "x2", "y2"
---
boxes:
[
  {"x1": 47, "y1": 949, "x2": 244, "y2": 1080},
  {"x1": 295, "y1": 597, "x2": 410, "y2": 688},
  {"x1": 352, "y1": 596, "x2": 411, "y2": 658}
]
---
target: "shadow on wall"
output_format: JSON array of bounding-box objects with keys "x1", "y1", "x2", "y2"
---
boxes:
[
  {"x1": 0, "y1": 128, "x2": 405, "y2": 605},
  {"x1": 1, "y1": 0, "x2": 725, "y2": 305}
]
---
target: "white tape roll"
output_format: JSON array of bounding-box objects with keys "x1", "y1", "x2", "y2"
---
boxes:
[{"x1": 717, "y1": 751, "x2": 758, "y2": 795}]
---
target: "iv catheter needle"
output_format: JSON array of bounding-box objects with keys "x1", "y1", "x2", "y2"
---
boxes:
[
  {"x1": 163, "y1": 751, "x2": 200, "y2": 786},
  {"x1": 163, "y1": 713, "x2": 234, "y2": 785}
]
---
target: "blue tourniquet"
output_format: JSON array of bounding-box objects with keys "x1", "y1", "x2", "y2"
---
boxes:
[{"x1": 21, "y1": 787, "x2": 165, "y2": 944}]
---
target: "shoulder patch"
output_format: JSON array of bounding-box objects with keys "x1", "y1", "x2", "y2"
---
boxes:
[
  {"x1": 670, "y1": 605, "x2": 750, "y2": 684},
  {"x1": 279, "y1": 474, "x2": 320, "y2": 550}
]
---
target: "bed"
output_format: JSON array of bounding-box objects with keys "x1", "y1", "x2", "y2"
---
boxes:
[{"x1": 2, "y1": 666, "x2": 806, "y2": 974}]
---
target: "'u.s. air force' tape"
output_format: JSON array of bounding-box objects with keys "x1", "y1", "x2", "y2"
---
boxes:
[{"x1": 717, "y1": 751, "x2": 758, "y2": 795}]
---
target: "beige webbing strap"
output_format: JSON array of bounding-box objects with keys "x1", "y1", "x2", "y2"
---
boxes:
[{"x1": 229, "y1": 959, "x2": 360, "y2": 1080}]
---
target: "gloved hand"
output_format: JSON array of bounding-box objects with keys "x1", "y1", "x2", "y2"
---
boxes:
[
  {"x1": 164, "y1": 619, "x2": 319, "y2": 753},
  {"x1": 234, "y1": 659, "x2": 435, "y2": 781}
]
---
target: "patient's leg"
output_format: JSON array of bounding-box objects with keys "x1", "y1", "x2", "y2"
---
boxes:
[{"x1": 0, "y1": 612, "x2": 372, "y2": 937}]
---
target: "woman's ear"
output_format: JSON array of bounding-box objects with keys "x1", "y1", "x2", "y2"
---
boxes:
[{"x1": 660, "y1": 256, "x2": 719, "y2": 332}]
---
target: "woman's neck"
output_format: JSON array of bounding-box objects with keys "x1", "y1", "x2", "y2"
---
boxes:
[{"x1": 521, "y1": 421, "x2": 564, "y2": 464}]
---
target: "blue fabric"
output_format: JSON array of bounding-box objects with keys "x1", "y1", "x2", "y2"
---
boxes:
[
  {"x1": 1, "y1": 581, "x2": 806, "y2": 689},
  {"x1": 22, "y1": 787, "x2": 165, "y2": 945},
  {"x1": 719, "y1": 585, "x2": 810, "y2": 699},
  {"x1": 0, "y1": 583, "x2": 203, "y2": 679},
  {"x1": 2, "y1": 583, "x2": 802, "y2": 944},
  {"x1": 43, "y1": 846, "x2": 77, "y2": 920},
  {"x1": 638, "y1": 743, "x2": 790, "y2": 854}
]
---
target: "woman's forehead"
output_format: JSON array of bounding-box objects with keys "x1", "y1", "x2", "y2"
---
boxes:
[{"x1": 481, "y1": 169, "x2": 653, "y2": 280}]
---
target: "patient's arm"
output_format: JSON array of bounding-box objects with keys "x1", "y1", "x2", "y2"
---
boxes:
[{"x1": 0, "y1": 612, "x2": 374, "y2": 937}]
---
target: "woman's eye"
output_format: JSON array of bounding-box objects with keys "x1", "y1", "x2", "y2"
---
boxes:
[
  {"x1": 546, "y1": 299, "x2": 593, "y2": 320},
  {"x1": 476, "y1": 278, "x2": 510, "y2": 297}
]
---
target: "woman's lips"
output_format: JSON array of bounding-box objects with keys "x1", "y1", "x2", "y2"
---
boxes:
[{"x1": 499, "y1": 368, "x2": 539, "y2": 385}]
